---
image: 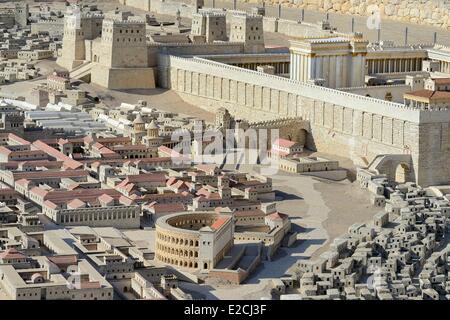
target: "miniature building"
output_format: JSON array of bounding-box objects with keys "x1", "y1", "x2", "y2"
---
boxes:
[
  {"x1": 229, "y1": 12, "x2": 265, "y2": 54},
  {"x1": 191, "y1": 10, "x2": 227, "y2": 43},
  {"x1": 155, "y1": 212, "x2": 234, "y2": 270},
  {"x1": 289, "y1": 36, "x2": 368, "y2": 88}
]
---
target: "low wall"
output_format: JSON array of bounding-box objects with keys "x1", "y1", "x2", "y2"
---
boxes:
[
  {"x1": 208, "y1": 268, "x2": 248, "y2": 284},
  {"x1": 301, "y1": 169, "x2": 348, "y2": 181},
  {"x1": 339, "y1": 84, "x2": 411, "y2": 104}
]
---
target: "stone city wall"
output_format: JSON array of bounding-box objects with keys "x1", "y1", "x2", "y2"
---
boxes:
[
  {"x1": 119, "y1": 0, "x2": 338, "y2": 38},
  {"x1": 120, "y1": 0, "x2": 450, "y2": 30},
  {"x1": 240, "y1": 0, "x2": 450, "y2": 29},
  {"x1": 158, "y1": 54, "x2": 450, "y2": 186}
]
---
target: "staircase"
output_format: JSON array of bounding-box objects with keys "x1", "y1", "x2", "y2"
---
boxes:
[{"x1": 70, "y1": 61, "x2": 93, "y2": 82}]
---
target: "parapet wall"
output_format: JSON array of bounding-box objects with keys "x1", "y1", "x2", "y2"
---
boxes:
[{"x1": 158, "y1": 54, "x2": 450, "y2": 186}]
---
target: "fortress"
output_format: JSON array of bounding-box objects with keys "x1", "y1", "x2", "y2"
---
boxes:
[
  {"x1": 56, "y1": 2, "x2": 450, "y2": 187},
  {"x1": 56, "y1": 5, "x2": 265, "y2": 89}
]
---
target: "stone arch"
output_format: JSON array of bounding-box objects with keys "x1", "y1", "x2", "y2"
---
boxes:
[
  {"x1": 395, "y1": 162, "x2": 410, "y2": 184},
  {"x1": 367, "y1": 154, "x2": 413, "y2": 184}
]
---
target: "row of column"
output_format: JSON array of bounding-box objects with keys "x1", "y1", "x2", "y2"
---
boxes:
[
  {"x1": 290, "y1": 52, "x2": 310, "y2": 82},
  {"x1": 60, "y1": 209, "x2": 136, "y2": 223},
  {"x1": 156, "y1": 253, "x2": 199, "y2": 269},
  {"x1": 367, "y1": 58, "x2": 422, "y2": 74},
  {"x1": 440, "y1": 61, "x2": 450, "y2": 74},
  {"x1": 235, "y1": 62, "x2": 289, "y2": 74}
]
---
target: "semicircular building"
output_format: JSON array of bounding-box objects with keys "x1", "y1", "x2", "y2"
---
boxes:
[{"x1": 155, "y1": 212, "x2": 234, "y2": 270}]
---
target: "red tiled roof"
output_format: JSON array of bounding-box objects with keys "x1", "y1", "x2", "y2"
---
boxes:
[
  {"x1": 32, "y1": 140, "x2": 83, "y2": 170},
  {"x1": 0, "y1": 248, "x2": 26, "y2": 260},
  {"x1": 404, "y1": 89, "x2": 450, "y2": 100},
  {"x1": 266, "y1": 212, "x2": 288, "y2": 221},
  {"x1": 13, "y1": 169, "x2": 89, "y2": 181},
  {"x1": 432, "y1": 78, "x2": 450, "y2": 85},
  {"x1": 47, "y1": 255, "x2": 78, "y2": 267},
  {"x1": 98, "y1": 193, "x2": 114, "y2": 204},
  {"x1": 273, "y1": 138, "x2": 297, "y2": 148},
  {"x1": 146, "y1": 202, "x2": 185, "y2": 214},
  {"x1": 67, "y1": 198, "x2": 86, "y2": 209},
  {"x1": 211, "y1": 216, "x2": 230, "y2": 230},
  {"x1": 234, "y1": 209, "x2": 265, "y2": 217}
]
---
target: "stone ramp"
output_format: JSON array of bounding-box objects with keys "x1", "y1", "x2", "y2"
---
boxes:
[{"x1": 69, "y1": 61, "x2": 93, "y2": 82}]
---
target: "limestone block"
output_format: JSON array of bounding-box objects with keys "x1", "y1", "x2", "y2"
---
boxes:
[
  {"x1": 323, "y1": 0, "x2": 332, "y2": 11},
  {"x1": 214, "y1": 76, "x2": 222, "y2": 99},
  {"x1": 222, "y1": 78, "x2": 229, "y2": 101},
  {"x1": 363, "y1": 113, "x2": 373, "y2": 139},
  {"x1": 333, "y1": 105, "x2": 344, "y2": 132},
  {"x1": 230, "y1": 80, "x2": 238, "y2": 102},
  {"x1": 185, "y1": 71, "x2": 192, "y2": 93},
  {"x1": 207, "y1": 75, "x2": 214, "y2": 98},
  {"x1": 279, "y1": 91, "x2": 288, "y2": 116},
  {"x1": 343, "y1": 108, "x2": 353, "y2": 135},
  {"x1": 254, "y1": 85, "x2": 262, "y2": 109},
  {"x1": 353, "y1": 110, "x2": 363, "y2": 136},
  {"x1": 392, "y1": 119, "x2": 404, "y2": 147},
  {"x1": 238, "y1": 82, "x2": 246, "y2": 105},
  {"x1": 384, "y1": 4, "x2": 395, "y2": 15},
  {"x1": 246, "y1": 84, "x2": 254, "y2": 107},
  {"x1": 314, "y1": 102, "x2": 324, "y2": 126},
  {"x1": 372, "y1": 114, "x2": 382, "y2": 141},
  {"x1": 199, "y1": 74, "x2": 207, "y2": 96},
  {"x1": 324, "y1": 103, "x2": 334, "y2": 129},
  {"x1": 382, "y1": 117, "x2": 393, "y2": 145},
  {"x1": 263, "y1": 87, "x2": 271, "y2": 111},
  {"x1": 270, "y1": 89, "x2": 280, "y2": 113},
  {"x1": 288, "y1": 93, "x2": 296, "y2": 116},
  {"x1": 341, "y1": 1, "x2": 352, "y2": 12}
]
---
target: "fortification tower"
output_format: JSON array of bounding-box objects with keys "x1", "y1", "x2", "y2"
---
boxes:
[
  {"x1": 191, "y1": 10, "x2": 227, "y2": 43},
  {"x1": 96, "y1": 13, "x2": 148, "y2": 69},
  {"x1": 91, "y1": 12, "x2": 155, "y2": 89},
  {"x1": 57, "y1": 7, "x2": 104, "y2": 70},
  {"x1": 229, "y1": 12, "x2": 265, "y2": 53},
  {"x1": 14, "y1": 3, "x2": 29, "y2": 28},
  {"x1": 192, "y1": 0, "x2": 204, "y2": 13}
]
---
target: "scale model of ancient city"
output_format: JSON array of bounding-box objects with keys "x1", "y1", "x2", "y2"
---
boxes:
[{"x1": 1, "y1": 0, "x2": 450, "y2": 301}]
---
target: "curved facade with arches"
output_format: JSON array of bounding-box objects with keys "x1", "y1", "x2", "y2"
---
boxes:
[{"x1": 155, "y1": 212, "x2": 234, "y2": 270}]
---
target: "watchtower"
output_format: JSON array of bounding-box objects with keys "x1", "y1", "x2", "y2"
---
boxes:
[
  {"x1": 192, "y1": 0, "x2": 204, "y2": 13},
  {"x1": 99, "y1": 15, "x2": 148, "y2": 69},
  {"x1": 14, "y1": 3, "x2": 29, "y2": 28},
  {"x1": 191, "y1": 10, "x2": 227, "y2": 43},
  {"x1": 57, "y1": 7, "x2": 104, "y2": 70},
  {"x1": 229, "y1": 12, "x2": 265, "y2": 53}
]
